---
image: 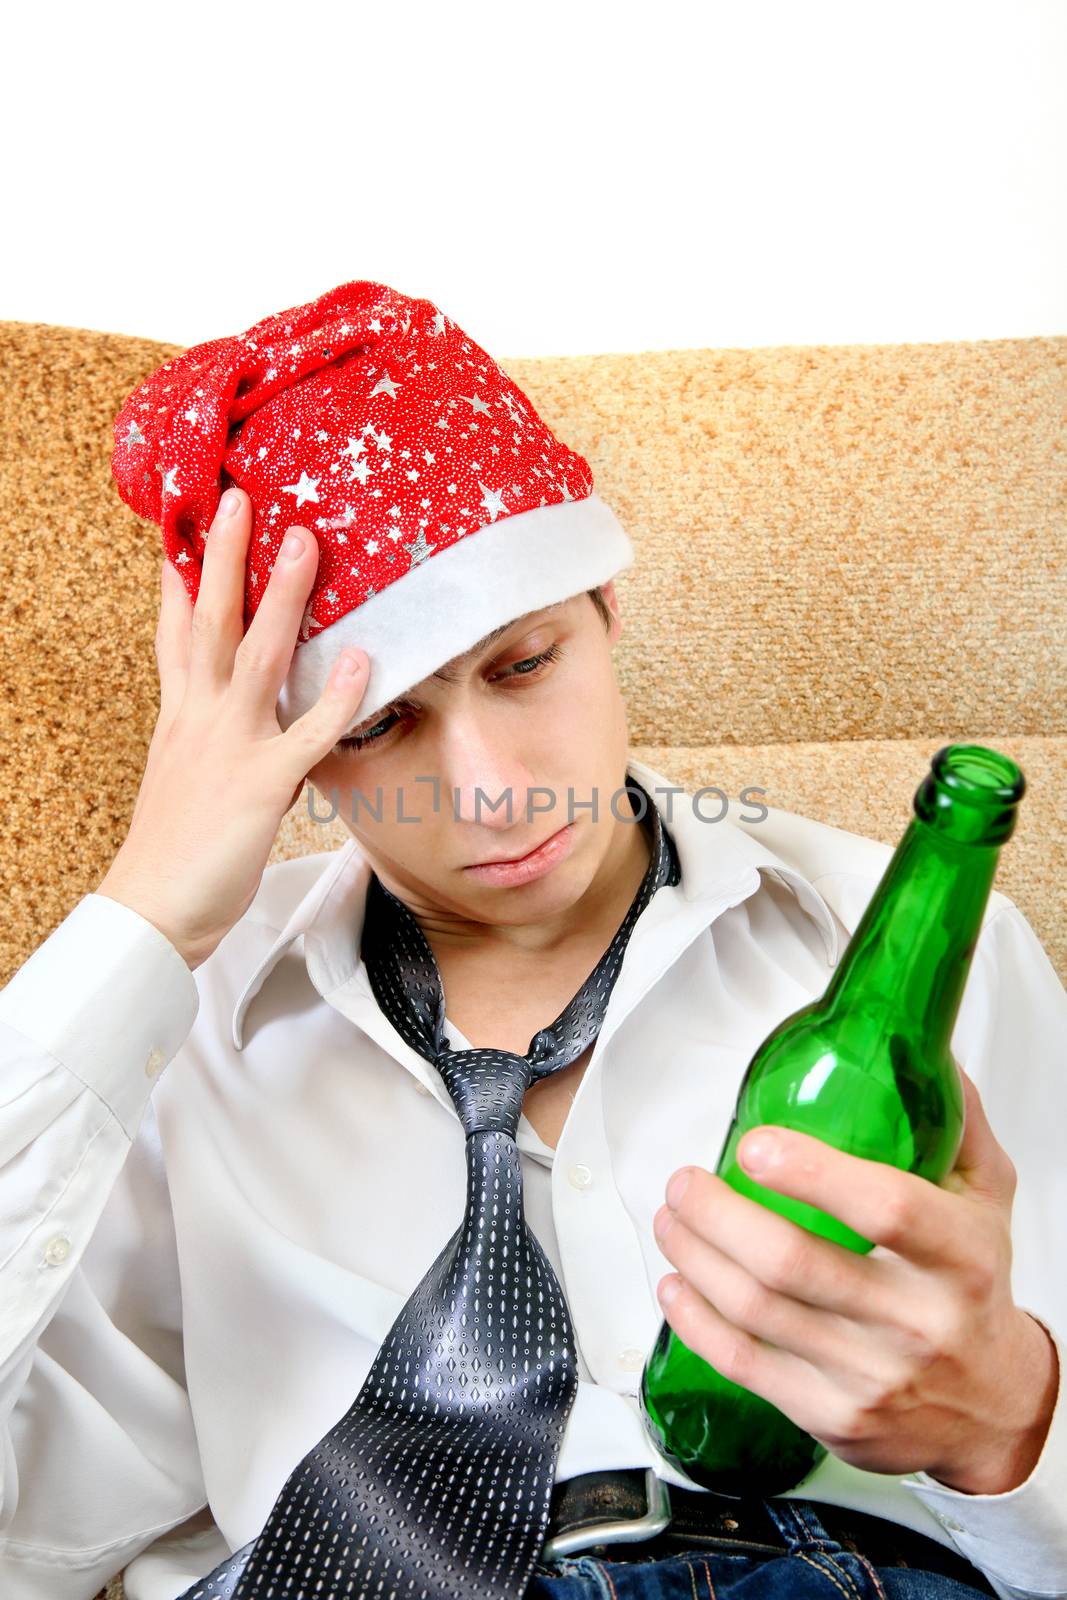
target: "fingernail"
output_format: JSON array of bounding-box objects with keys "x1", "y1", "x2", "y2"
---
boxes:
[
  {"x1": 666, "y1": 1168, "x2": 692, "y2": 1209},
  {"x1": 281, "y1": 530, "x2": 305, "y2": 560},
  {"x1": 659, "y1": 1277, "x2": 681, "y2": 1307},
  {"x1": 740, "y1": 1133, "x2": 778, "y2": 1174},
  {"x1": 337, "y1": 649, "x2": 363, "y2": 678},
  {"x1": 218, "y1": 489, "x2": 240, "y2": 518}
]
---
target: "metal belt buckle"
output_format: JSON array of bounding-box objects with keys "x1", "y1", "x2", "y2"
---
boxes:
[{"x1": 540, "y1": 1468, "x2": 672, "y2": 1562}]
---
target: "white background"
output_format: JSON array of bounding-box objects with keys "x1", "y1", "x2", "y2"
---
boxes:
[{"x1": 3, "y1": 0, "x2": 1065, "y2": 353}]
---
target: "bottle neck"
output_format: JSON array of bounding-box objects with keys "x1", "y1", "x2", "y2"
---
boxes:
[{"x1": 822, "y1": 817, "x2": 1000, "y2": 1054}]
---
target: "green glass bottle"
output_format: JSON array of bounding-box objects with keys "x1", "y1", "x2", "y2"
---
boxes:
[{"x1": 639, "y1": 743, "x2": 1025, "y2": 1498}]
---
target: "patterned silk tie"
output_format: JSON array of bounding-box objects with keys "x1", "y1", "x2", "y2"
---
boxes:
[{"x1": 177, "y1": 777, "x2": 679, "y2": 1600}]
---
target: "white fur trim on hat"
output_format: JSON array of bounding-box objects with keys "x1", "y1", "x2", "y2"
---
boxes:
[{"x1": 275, "y1": 492, "x2": 634, "y2": 735}]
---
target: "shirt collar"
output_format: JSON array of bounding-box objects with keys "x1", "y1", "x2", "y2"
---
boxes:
[{"x1": 231, "y1": 755, "x2": 840, "y2": 1051}]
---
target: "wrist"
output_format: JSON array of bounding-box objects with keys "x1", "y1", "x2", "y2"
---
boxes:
[
  {"x1": 926, "y1": 1311, "x2": 1059, "y2": 1495},
  {"x1": 96, "y1": 869, "x2": 204, "y2": 972}
]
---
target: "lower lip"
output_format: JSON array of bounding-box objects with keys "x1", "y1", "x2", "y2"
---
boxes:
[{"x1": 463, "y1": 822, "x2": 577, "y2": 886}]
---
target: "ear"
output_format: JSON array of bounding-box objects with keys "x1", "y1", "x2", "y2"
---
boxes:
[{"x1": 600, "y1": 579, "x2": 623, "y2": 642}]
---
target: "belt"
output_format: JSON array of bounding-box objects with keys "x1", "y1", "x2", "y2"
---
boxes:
[{"x1": 539, "y1": 1468, "x2": 997, "y2": 1594}]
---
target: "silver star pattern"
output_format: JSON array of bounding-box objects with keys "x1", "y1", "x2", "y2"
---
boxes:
[
  {"x1": 110, "y1": 284, "x2": 594, "y2": 657},
  {"x1": 403, "y1": 528, "x2": 436, "y2": 565},
  {"x1": 281, "y1": 471, "x2": 320, "y2": 508}
]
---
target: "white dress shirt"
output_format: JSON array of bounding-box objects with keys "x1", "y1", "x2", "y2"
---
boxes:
[{"x1": 0, "y1": 756, "x2": 1064, "y2": 1600}]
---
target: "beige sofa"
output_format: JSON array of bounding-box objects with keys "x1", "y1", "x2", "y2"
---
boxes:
[{"x1": 0, "y1": 321, "x2": 1062, "y2": 1598}]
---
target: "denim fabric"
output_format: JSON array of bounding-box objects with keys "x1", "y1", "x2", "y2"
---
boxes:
[{"x1": 527, "y1": 1498, "x2": 994, "y2": 1599}]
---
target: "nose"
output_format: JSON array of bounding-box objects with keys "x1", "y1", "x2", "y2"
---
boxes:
[{"x1": 437, "y1": 711, "x2": 546, "y2": 833}]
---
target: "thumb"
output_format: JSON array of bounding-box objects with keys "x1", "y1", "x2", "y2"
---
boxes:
[{"x1": 949, "y1": 1059, "x2": 1017, "y2": 1206}]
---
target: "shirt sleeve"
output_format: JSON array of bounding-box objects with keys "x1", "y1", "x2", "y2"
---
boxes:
[
  {"x1": 0, "y1": 893, "x2": 210, "y2": 1599},
  {"x1": 898, "y1": 899, "x2": 1067, "y2": 1600}
]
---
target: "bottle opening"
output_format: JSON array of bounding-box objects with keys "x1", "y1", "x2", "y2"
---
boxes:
[
  {"x1": 932, "y1": 745, "x2": 1026, "y2": 807},
  {"x1": 914, "y1": 743, "x2": 1026, "y2": 845}
]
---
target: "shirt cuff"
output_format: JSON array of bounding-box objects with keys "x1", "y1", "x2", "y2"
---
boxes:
[
  {"x1": 900, "y1": 1314, "x2": 1067, "y2": 1594},
  {"x1": 0, "y1": 892, "x2": 200, "y2": 1139}
]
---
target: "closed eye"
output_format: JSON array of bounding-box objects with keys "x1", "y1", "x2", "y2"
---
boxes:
[{"x1": 334, "y1": 642, "x2": 565, "y2": 753}]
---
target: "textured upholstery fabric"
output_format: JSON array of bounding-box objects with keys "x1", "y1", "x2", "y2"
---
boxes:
[
  {"x1": 0, "y1": 324, "x2": 1062, "y2": 1600},
  {"x1": 1, "y1": 324, "x2": 1062, "y2": 992}
]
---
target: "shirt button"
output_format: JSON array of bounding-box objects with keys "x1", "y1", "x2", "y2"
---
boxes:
[
  {"x1": 936, "y1": 1513, "x2": 965, "y2": 1533},
  {"x1": 618, "y1": 1347, "x2": 645, "y2": 1372},
  {"x1": 414, "y1": 1080, "x2": 432, "y2": 1097},
  {"x1": 568, "y1": 1164, "x2": 593, "y2": 1190},
  {"x1": 43, "y1": 1235, "x2": 71, "y2": 1266},
  {"x1": 145, "y1": 1047, "x2": 165, "y2": 1078}
]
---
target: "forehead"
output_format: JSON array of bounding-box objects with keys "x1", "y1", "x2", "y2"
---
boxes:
[
  {"x1": 441, "y1": 598, "x2": 570, "y2": 672},
  {"x1": 334, "y1": 598, "x2": 575, "y2": 744}
]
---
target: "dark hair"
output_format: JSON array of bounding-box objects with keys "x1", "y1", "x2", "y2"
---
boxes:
[{"x1": 586, "y1": 586, "x2": 612, "y2": 630}]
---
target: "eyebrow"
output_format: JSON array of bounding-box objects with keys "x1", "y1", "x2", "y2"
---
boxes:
[
  {"x1": 429, "y1": 601, "x2": 567, "y2": 685},
  {"x1": 339, "y1": 600, "x2": 570, "y2": 741}
]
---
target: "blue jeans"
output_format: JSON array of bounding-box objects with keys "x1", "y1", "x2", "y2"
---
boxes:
[{"x1": 527, "y1": 1498, "x2": 993, "y2": 1598}]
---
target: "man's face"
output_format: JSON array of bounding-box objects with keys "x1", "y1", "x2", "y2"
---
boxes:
[{"x1": 304, "y1": 583, "x2": 631, "y2": 924}]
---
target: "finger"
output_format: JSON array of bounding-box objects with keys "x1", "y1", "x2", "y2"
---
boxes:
[
  {"x1": 943, "y1": 1063, "x2": 1017, "y2": 1207},
  {"x1": 663, "y1": 1168, "x2": 888, "y2": 1321},
  {"x1": 186, "y1": 487, "x2": 255, "y2": 696},
  {"x1": 155, "y1": 556, "x2": 193, "y2": 723},
  {"x1": 229, "y1": 523, "x2": 321, "y2": 713},
  {"x1": 656, "y1": 1267, "x2": 837, "y2": 1436},
  {"x1": 276, "y1": 645, "x2": 372, "y2": 787},
  {"x1": 734, "y1": 1125, "x2": 973, "y2": 1271},
  {"x1": 656, "y1": 1269, "x2": 893, "y2": 1460},
  {"x1": 654, "y1": 1204, "x2": 871, "y2": 1373}
]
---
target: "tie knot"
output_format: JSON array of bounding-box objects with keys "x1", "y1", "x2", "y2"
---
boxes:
[{"x1": 434, "y1": 1045, "x2": 532, "y2": 1137}]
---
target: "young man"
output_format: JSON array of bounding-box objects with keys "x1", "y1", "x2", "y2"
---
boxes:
[{"x1": 0, "y1": 282, "x2": 1064, "y2": 1600}]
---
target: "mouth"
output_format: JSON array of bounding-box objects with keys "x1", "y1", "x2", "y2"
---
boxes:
[
  {"x1": 461, "y1": 822, "x2": 578, "y2": 885},
  {"x1": 465, "y1": 828, "x2": 565, "y2": 868}
]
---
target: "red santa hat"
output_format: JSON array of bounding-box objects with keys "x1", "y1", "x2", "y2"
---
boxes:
[{"x1": 111, "y1": 279, "x2": 633, "y2": 734}]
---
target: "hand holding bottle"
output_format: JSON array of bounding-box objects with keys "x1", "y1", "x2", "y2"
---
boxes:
[
  {"x1": 96, "y1": 487, "x2": 372, "y2": 971},
  {"x1": 650, "y1": 1061, "x2": 1059, "y2": 1494}
]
